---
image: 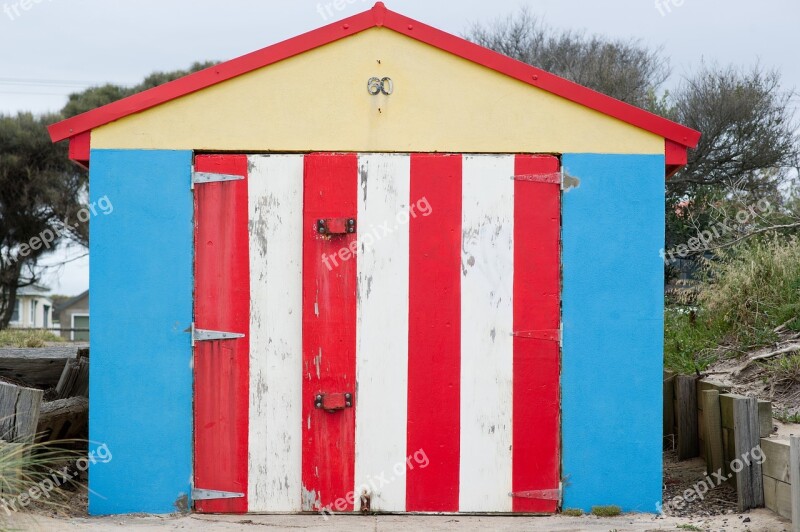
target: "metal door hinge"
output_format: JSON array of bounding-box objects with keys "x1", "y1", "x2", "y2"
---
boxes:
[
  {"x1": 509, "y1": 483, "x2": 562, "y2": 503},
  {"x1": 192, "y1": 171, "x2": 245, "y2": 187},
  {"x1": 191, "y1": 323, "x2": 245, "y2": 346},
  {"x1": 192, "y1": 488, "x2": 245, "y2": 501}
]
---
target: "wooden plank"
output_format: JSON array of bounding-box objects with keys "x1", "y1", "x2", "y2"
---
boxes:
[
  {"x1": 664, "y1": 373, "x2": 675, "y2": 439},
  {"x1": 0, "y1": 347, "x2": 82, "y2": 388},
  {"x1": 761, "y1": 438, "x2": 791, "y2": 483},
  {"x1": 459, "y1": 155, "x2": 515, "y2": 512},
  {"x1": 701, "y1": 390, "x2": 725, "y2": 477},
  {"x1": 301, "y1": 153, "x2": 358, "y2": 512},
  {"x1": 512, "y1": 155, "x2": 561, "y2": 514},
  {"x1": 776, "y1": 478, "x2": 793, "y2": 521},
  {"x1": 733, "y1": 397, "x2": 764, "y2": 511},
  {"x1": 35, "y1": 396, "x2": 88, "y2": 442},
  {"x1": 406, "y1": 154, "x2": 462, "y2": 512},
  {"x1": 791, "y1": 435, "x2": 800, "y2": 531},
  {"x1": 247, "y1": 154, "x2": 304, "y2": 512},
  {"x1": 0, "y1": 381, "x2": 43, "y2": 444},
  {"x1": 759, "y1": 400, "x2": 773, "y2": 438},
  {"x1": 193, "y1": 154, "x2": 250, "y2": 514},
  {"x1": 55, "y1": 356, "x2": 89, "y2": 399},
  {"x1": 720, "y1": 393, "x2": 744, "y2": 430},
  {"x1": 675, "y1": 375, "x2": 699, "y2": 459},
  {"x1": 354, "y1": 154, "x2": 410, "y2": 512}
]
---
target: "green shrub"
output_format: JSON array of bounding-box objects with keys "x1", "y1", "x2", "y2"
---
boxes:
[{"x1": 700, "y1": 236, "x2": 800, "y2": 341}]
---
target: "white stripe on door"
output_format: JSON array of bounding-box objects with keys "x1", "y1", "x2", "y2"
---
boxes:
[
  {"x1": 354, "y1": 154, "x2": 411, "y2": 511},
  {"x1": 459, "y1": 155, "x2": 515, "y2": 512},
  {"x1": 247, "y1": 154, "x2": 304, "y2": 512}
]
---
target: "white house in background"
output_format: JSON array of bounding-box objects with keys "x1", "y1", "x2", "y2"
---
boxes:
[{"x1": 9, "y1": 285, "x2": 54, "y2": 329}]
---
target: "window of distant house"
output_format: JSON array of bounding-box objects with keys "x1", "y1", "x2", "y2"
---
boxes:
[
  {"x1": 31, "y1": 300, "x2": 38, "y2": 327},
  {"x1": 11, "y1": 300, "x2": 19, "y2": 322},
  {"x1": 43, "y1": 305, "x2": 50, "y2": 328}
]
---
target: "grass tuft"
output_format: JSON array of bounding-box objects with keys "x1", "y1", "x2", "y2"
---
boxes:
[
  {"x1": 590, "y1": 505, "x2": 621, "y2": 517},
  {"x1": 0, "y1": 329, "x2": 63, "y2": 348},
  {"x1": 562, "y1": 508, "x2": 584, "y2": 516}
]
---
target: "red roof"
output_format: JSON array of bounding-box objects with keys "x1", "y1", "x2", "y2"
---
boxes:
[{"x1": 49, "y1": 2, "x2": 700, "y2": 173}]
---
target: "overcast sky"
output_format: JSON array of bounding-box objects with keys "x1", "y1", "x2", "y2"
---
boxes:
[{"x1": 2, "y1": 0, "x2": 798, "y2": 295}]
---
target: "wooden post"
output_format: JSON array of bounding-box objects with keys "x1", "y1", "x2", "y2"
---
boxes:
[
  {"x1": 791, "y1": 435, "x2": 800, "y2": 532},
  {"x1": 733, "y1": 396, "x2": 765, "y2": 511},
  {"x1": 702, "y1": 390, "x2": 725, "y2": 476},
  {"x1": 0, "y1": 381, "x2": 43, "y2": 443},
  {"x1": 676, "y1": 375, "x2": 699, "y2": 459},
  {"x1": 664, "y1": 371, "x2": 676, "y2": 447}
]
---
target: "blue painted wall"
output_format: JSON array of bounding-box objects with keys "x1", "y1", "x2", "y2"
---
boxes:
[
  {"x1": 561, "y1": 153, "x2": 665, "y2": 513},
  {"x1": 89, "y1": 149, "x2": 194, "y2": 515}
]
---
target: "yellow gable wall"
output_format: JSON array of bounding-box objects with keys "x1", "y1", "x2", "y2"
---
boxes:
[{"x1": 92, "y1": 28, "x2": 664, "y2": 154}]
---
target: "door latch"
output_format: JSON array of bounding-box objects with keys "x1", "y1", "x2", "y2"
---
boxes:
[
  {"x1": 317, "y1": 218, "x2": 356, "y2": 235},
  {"x1": 315, "y1": 393, "x2": 353, "y2": 411}
]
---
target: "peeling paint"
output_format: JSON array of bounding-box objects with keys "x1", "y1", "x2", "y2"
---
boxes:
[
  {"x1": 562, "y1": 170, "x2": 580, "y2": 191},
  {"x1": 174, "y1": 493, "x2": 189, "y2": 514},
  {"x1": 301, "y1": 485, "x2": 321, "y2": 512}
]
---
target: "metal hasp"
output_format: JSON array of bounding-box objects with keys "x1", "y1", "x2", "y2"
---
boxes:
[
  {"x1": 511, "y1": 329, "x2": 560, "y2": 342},
  {"x1": 191, "y1": 323, "x2": 245, "y2": 346},
  {"x1": 192, "y1": 488, "x2": 245, "y2": 501},
  {"x1": 511, "y1": 170, "x2": 564, "y2": 188},
  {"x1": 509, "y1": 483, "x2": 563, "y2": 503},
  {"x1": 317, "y1": 218, "x2": 356, "y2": 235},
  {"x1": 315, "y1": 392, "x2": 353, "y2": 412},
  {"x1": 192, "y1": 171, "x2": 246, "y2": 185}
]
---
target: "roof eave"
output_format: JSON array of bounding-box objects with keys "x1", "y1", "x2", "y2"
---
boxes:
[{"x1": 51, "y1": 1, "x2": 701, "y2": 172}]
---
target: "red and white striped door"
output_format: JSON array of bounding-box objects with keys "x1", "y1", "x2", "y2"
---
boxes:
[{"x1": 193, "y1": 153, "x2": 561, "y2": 514}]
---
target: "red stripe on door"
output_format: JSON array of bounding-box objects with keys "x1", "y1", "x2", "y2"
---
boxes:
[
  {"x1": 512, "y1": 154, "x2": 561, "y2": 513},
  {"x1": 406, "y1": 153, "x2": 462, "y2": 512},
  {"x1": 302, "y1": 153, "x2": 358, "y2": 512},
  {"x1": 194, "y1": 154, "x2": 250, "y2": 514}
]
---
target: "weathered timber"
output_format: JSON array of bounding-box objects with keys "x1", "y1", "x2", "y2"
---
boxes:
[
  {"x1": 0, "y1": 381, "x2": 43, "y2": 443},
  {"x1": 701, "y1": 390, "x2": 725, "y2": 477},
  {"x1": 35, "y1": 396, "x2": 88, "y2": 443},
  {"x1": 0, "y1": 347, "x2": 82, "y2": 388},
  {"x1": 676, "y1": 375, "x2": 699, "y2": 459},
  {"x1": 55, "y1": 356, "x2": 89, "y2": 399},
  {"x1": 733, "y1": 396, "x2": 764, "y2": 511},
  {"x1": 792, "y1": 435, "x2": 800, "y2": 531}
]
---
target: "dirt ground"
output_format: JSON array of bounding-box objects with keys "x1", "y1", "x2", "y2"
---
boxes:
[
  {"x1": 1, "y1": 510, "x2": 789, "y2": 531},
  {"x1": 0, "y1": 451, "x2": 790, "y2": 532}
]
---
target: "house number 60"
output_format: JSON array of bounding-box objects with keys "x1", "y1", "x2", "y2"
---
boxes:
[{"x1": 367, "y1": 77, "x2": 393, "y2": 96}]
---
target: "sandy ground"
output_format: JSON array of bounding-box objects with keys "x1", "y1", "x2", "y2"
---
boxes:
[
  {"x1": 0, "y1": 510, "x2": 790, "y2": 531},
  {"x1": 1, "y1": 450, "x2": 791, "y2": 531}
]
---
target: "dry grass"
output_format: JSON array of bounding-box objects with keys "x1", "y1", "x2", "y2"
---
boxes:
[{"x1": 0, "y1": 329, "x2": 63, "y2": 348}]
